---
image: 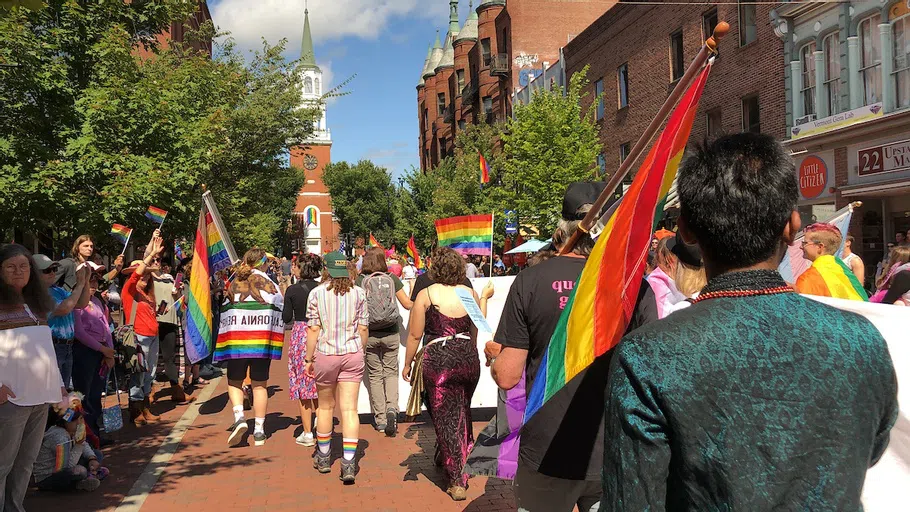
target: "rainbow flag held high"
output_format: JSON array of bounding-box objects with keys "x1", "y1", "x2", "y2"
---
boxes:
[
  {"x1": 184, "y1": 208, "x2": 213, "y2": 364},
  {"x1": 145, "y1": 206, "x2": 168, "y2": 224},
  {"x1": 524, "y1": 61, "x2": 713, "y2": 422},
  {"x1": 796, "y1": 255, "x2": 868, "y2": 301},
  {"x1": 480, "y1": 152, "x2": 491, "y2": 184},
  {"x1": 407, "y1": 236, "x2": 424, "y2": 269},
  {"x1": 110, "y1": 224, "x2": 132, "y2": 244},
  {"x1": 435, "y1": 214, "x2": 494, "y2": 256},
  {"x1": 368, "y1": 233, "x2": 382, "y2": 249},
  {"x1": 205, "y1": 211, "x2": 232, "y2": 273}
]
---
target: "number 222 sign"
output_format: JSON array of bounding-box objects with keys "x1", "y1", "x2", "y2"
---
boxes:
[{"x1": 858, "y1": 138, "x2": 910, "y2": 177}]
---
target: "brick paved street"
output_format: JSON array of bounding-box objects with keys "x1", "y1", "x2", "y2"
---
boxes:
[{"x1": 24, "y1": 335, "x2": 517, "y2": 512}]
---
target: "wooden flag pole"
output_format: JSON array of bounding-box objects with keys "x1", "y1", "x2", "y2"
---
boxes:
[{"x1": 559, "y1": 21, "x2": 729, "y2": 255}]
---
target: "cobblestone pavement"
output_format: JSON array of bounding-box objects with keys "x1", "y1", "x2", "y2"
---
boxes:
[{"x1": 24, "y1": 337, "x2": 517, "y2": 512}]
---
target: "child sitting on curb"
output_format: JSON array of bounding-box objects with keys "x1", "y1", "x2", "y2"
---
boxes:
[{"x1": 33, "y1": 393, "x2": 109, "y2": 492}]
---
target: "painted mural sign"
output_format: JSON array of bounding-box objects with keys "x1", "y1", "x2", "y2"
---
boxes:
[
  {"x1": 858, "y1": 138, "x2": 910, "y2": 177},
  {"x1": 798, "y1": 155, "x2": 827, "y2": 199},
  {"x1": 513, "y1": 52, "x2": 539, "y2": 68},
  {"x1": 790, "y1": 103, "x2": 883, "y2": 139}
]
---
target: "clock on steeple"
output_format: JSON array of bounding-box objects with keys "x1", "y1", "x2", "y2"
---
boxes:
[{"x1": 303, "y1": 154, "x2": 318, "y2": 170}]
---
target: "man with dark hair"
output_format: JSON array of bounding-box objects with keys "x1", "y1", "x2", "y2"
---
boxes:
[
  {"x1": 603, "y1": 133, "x2": 898, "y2": 510},
  {"x1": 489, "y1": 182, "x2": 658, "y2": 512}
]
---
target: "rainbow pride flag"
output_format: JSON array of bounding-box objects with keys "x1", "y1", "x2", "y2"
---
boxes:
[
  {"x1": 368, "y1": 233, "x2": 381, "y2": 249},
  {"x1": 435, "y1": 214, "x2": 494, "y2": 256},
  {"x1": 524, "y1": 62, "x2": 713, "y2": 422},
  {"x1": 145, "y1": 206, "x2": 167, "y2": 224},
  {"x1": 407, "y1": 236, "x2": 424, "y2": 269},
  {"x1": 480, "y1": 152, "x2": 491, "y2": 184},
  {"x1": 205, "y1": 211, "x2": 232, "y2": 273},
  {"x1": 184, "y1": 208, "x2": 213, "y2": 364},
  {"x1": 796, "y1": 255, "x2": 868, "y2": 301},
  {"x1": 110, "y1": 224, "x2": 132, "y2": 244}
]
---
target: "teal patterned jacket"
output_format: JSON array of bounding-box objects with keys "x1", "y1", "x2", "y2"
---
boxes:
[{"x1": 603, "y1": 292, "x2": 898, "y2": 511}]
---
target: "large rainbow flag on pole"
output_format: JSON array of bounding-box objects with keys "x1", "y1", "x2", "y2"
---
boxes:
[
  {"x1": 185, "y1": 208, "x2": 214, "y2": 364},
  {"x1": 524, "y1": 61, "x2": 713, "y2": 422},
  {"x1": 435, "y1": 214, "x2": 494, "y2": 256},
  {"x1": 406, "y1": 236, "x2": 424, "y2": 269}
]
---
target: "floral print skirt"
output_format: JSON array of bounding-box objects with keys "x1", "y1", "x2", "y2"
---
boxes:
[{"x1": 288, "y1": 321, "x2": 317, "y2": 400}]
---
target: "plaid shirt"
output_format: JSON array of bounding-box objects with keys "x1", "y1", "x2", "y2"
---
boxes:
[{"x1": 306, "y1": 283, "x2": 368, "y2": 356}]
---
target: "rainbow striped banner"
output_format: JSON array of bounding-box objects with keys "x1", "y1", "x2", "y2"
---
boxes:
[
  {"x1": 145, "y1": 205, "x2": 167, "y2": 225},
  {"x1": 525, "y1": 61, "x2": 713, "y2": 422},
  {"x1": 435, "y1": 214, "x2": 494, "y2": 256},
  {"x1": 184, "y1": 208, "x2": 213, "y2": 364},
  {"x1": 480, "y1": 152, "x2": 491, "y2": 184},
  {"x1": 205, "y1": 211, "x2": 232, "y2": 273}
]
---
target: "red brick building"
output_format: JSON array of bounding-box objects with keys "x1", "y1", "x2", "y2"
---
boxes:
[
  {"x1": 563, "y1": 1, "x2": 785, "y2": 181},
  {"x1": 135, "y1": 0, "x2": 213, "y2": 58},
  {"x1": 417, "y1": 0, "x2": 617, "y2": 171}
]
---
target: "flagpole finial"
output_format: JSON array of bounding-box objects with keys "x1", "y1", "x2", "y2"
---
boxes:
[{"x1": 706, "y1": 21, "x2": 730, "y2": 54}]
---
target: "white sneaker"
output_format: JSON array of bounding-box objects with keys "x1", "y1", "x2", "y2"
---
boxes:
[{"x1": 296, "y1": 431, "x2": 315, "y2": 447}]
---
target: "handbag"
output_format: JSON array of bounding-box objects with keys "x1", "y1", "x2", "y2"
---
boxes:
[
  {"x1": 114, "y1": 296, "x2": 147, "y2": 375},
  {"x1": 101, "y1": 369, "x2": 124, "y2": 433}
]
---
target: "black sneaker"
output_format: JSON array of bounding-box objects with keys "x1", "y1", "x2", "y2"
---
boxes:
[
  {"x1": 339, "y1": 460, "x2": 356, "y2": 483},
  {"x1": 227, "y1": 420, "x2": 248, "y2": 447},
  {"x1": 313, "y1": 452, "x2": 331, "y2": 473},
  {"x1": 253, "y1": 431, "x2": 266, "y2": 446},
  {"x1": 384, "y1": 410, "x2": 397, "y2": 437}
]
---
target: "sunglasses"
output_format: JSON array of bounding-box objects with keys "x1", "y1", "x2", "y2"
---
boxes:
[{"x1": 42, "y1": 267, "x2": 58, "y2": 275}]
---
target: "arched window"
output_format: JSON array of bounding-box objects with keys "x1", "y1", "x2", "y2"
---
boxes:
[
  {"x1": 304, "y1": 77, "x2": 313, "y2": 94},
  {"x1": 303, "y1": 205, "x2": 319, "y2": 228},
  {"x1": 314, "y1": 78, "x2": 321, "y2": 95}
]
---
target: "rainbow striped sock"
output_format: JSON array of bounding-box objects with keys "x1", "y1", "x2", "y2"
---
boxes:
[
  {"x1": 342, "y1": 438, "x2": 357, "y2": 461},
  {"x1": 316, "y1": 431, "x2": 331, "y2": 455}
]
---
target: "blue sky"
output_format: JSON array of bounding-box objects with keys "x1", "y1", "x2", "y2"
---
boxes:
[{"x1": 209, "y1": 0, "x2": 473, "y2": 181}]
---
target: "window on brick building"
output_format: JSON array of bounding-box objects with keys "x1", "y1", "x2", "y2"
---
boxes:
[
  {"x1": 800, "y1": 42, "x2": 817, "y2": 116},
  {"x1": 482, "y1": 96, "x2": 493, "y2": 123},
  {"x1": 597, "y1": 153, "x2": 606, "y2": 177},
  {"x1": 742, "y1": 96, "x2": 760, "y2": 133},
  {"x1": 457, "y1": 69, "x2": 465, "y2": 90},
  {"x1": 617, "y1": 63, "x2": 629, "y2": 109},
  {"x1": 670, "y1": 30, "x2": 684, "y2": 82},
  {"x1": 859, "y1": 13, "x2": 882, "y2": 105},
  {"x1": 439, "y1": 137, "x2": 447, "y2": 159},
  {"x1": 437, "y1": 93, "x2": 446, "y2": 115},
  {"x1": 739, "y1": 0, "x2": 757, "y2": 46},
  {"x1": 458, "y1": 120, "x2": 466, "y2": 132},
  {"x1": 703, "y1": 8, "x2": 718, "y2": 41},
  {"x1": 594, "y1": 78, "x2": 605, "y2": 120},
  {"x1": 893, "y1": 14, "x2": 910, "y2": 108},
  {"x1": 619, "y1": 142, "x2": 631, "y2": 163},
  {"x1": 706, "y1": 108, "x2": 722, "y2": 138},
  {"x1": 481, "y1": 38, "x2": 492, "y2": 66},
  {"x1": 824, "y1": 33, "x2": 841, "y2": 114}
]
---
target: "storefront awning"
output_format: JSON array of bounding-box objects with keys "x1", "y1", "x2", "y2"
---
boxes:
[{"x1": 839, "y1": 179, "x2": 910, "y2": 197}]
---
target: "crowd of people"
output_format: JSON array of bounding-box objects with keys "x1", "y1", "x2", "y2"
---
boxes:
[{"x1": 0, "y1": 132, "x2": 904, "y2": 510}]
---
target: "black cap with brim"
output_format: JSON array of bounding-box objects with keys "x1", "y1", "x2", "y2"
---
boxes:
[
  {"x1": 666, "y1": 237, "x2": 703, "y2": 268},
  {"x1": 562, "y1": 181, "x2": 608, "y2": 220}
]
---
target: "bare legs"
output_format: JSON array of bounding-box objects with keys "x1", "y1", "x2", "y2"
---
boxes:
[
  {"x1": 314, "y1": 381, "x2": 360, "y2": 442},
  {"x1": 298, "y1": 399, "x2": 317, "y2": 434}
]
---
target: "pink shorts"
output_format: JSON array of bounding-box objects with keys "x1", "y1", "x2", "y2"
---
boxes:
[{"x1": 313, "y1": 351, "x2": 364, "y2": 386}]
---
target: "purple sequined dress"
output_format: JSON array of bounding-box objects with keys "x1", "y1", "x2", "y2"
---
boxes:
[{"x1": 421, "y1": 303, "x2": 480, "y2": 488}]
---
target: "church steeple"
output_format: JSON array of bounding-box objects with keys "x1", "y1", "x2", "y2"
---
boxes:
[{"x1": 300, "y1": 7, "x2": 319, "y2": 70}]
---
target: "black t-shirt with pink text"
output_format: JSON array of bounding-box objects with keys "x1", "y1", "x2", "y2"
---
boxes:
[{"x1": 496, "y1": 255, "x2": 658, "y2": 480}]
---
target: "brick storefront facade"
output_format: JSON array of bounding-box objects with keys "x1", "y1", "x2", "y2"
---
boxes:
[{"x1": 563, "y1": 2, "x2": 785, "y2": 178}]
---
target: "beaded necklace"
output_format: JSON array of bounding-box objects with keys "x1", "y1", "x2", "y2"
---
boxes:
[{"x1": 692, "y1": 269, "x2": 794, "y2": 304}]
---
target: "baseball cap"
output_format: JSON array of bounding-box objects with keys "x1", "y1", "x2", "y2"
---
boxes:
[
  {"x1": 323, "y1": 251, "x2": 349, "y2": 278},
  {"x1": 562, "y1": 182, "x2": 608, "y2": 220},
  {"x1": 33, "y1": 254, "x2": 59, "y2": 271}
]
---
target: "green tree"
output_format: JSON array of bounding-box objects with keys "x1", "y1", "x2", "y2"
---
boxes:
[
  {"x1": 322, "y1": 160, "x2": 396, "y2": 241},
  {"x1": 0, "y1": 1, "x2": 323, "y2": 254},
  {"x1": 500, "y1": 66, "x2": 602, "y2": 236}
]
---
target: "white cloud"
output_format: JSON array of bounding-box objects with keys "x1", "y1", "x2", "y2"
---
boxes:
[{"x1": 210, "y1": 0, "x2": 460, "y2": 55}]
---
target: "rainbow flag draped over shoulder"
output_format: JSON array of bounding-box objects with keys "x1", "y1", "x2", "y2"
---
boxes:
[
  {"x1": 407, "y1": 236, "x2": 424, "y2": 269},
  {"x1": 435, "y1": 214, "x2": 494, "y2": 256},
  {"x1": 796, "y1": 255, "x2": 868, "y2": 301},
  {"x1": 778, "y1": 204, "x2": 855, "y2": 283},
  {"x1": 524, "y1": 62, "x2": 713, "y2": 422},
  {"x1": 184, "y1": 208, "x2": 213, "y2": 364},
  {"x1": 206, "y1": 211, "x2": 232, "y2": 273}
]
